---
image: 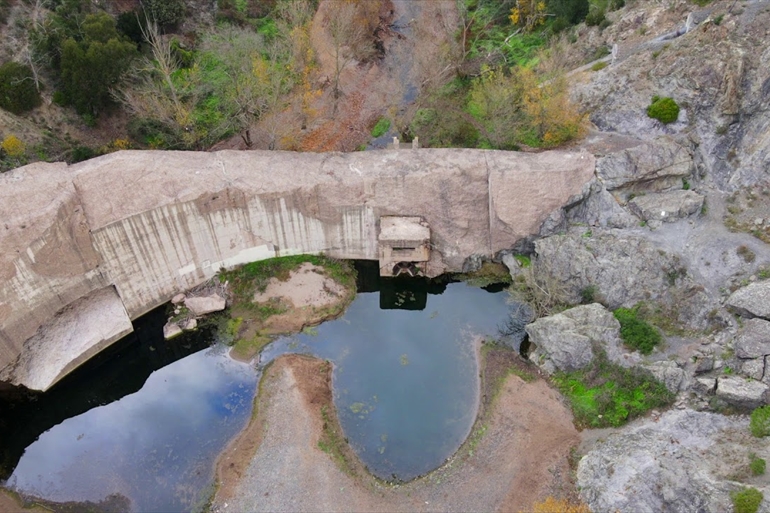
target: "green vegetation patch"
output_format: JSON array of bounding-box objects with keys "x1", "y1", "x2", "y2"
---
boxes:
[
  {"x1": 750, "y1": 454, "x2": 766, "y2": 476},
  {"x1": 731, "y1": 487, "x2": 763, "y2": 513},
  {"x1": 553, "y1": 353, "x2": 674, "y2": 428},
  {"x1": 219, "y1": 254, "x2": 355, "y2": 304},
  {"x1": 370, "y1": 117, "x2": 391, "y2": 138},
  {"x1": 613, "y1": 306, "x2": 662, "y2": 354},
  {"x1": 0, "y1": 62, "x2": 42, "y2": 115},
  {"x1": 750, "y1": 405, "x2": 770, "y2": 437},
  {"x1": 647, "y1": 96, "x2": 680, "y2": 124}
]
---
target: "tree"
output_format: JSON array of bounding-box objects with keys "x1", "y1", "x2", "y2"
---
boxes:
[
  {"x1": 547, "y1": 0, "x2": 589, "y2": 24},
  {"x1": 325, "y1": 0, "x2": 376, "y2": 103},
  {"x1": 60, "y1": 12, "x2": 137, "y2": 115},
  {"x1": 0, "y1": 62, "x2": 42, "y2": 114},
  {"x1": 141, "y1": 0, "x2": 185, "y2": 29}
]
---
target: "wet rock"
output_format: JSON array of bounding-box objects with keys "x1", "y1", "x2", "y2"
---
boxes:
[
  {"x1": 526, "y1": 303, "x2": 622, "y2": 374},
  {"x1": 578, "y1": 410, "x2": 744, "y2": 513},
  {"x1": 644, "y1": 361, "x2": 685, "y2": 393},
  {"x1": 734, "y1": 318, "x2": 770, "y2": 359},
  {"x1": 628, "y1": 190, "x2": 705, "y2": 223},
  {"x1": 715, "y1": 375, "x2": 768, "y2": 409},
  {"x1": 185, "y1": 294, "x2": 226, "y2": 316},
  {"x1": 596, "y1": 136, "x2": 693, "y2": 193},
  {"x1": 163, "y1": 322, "x2": 183, "y2": 339},
  {"x1": 727, "y1": 281, "x2": 770, "y2": 320}
]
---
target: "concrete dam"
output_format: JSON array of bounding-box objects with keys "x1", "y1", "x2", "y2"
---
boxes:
[{"x1": 0, "y1": 148, "x2": 594, "y2": 391}]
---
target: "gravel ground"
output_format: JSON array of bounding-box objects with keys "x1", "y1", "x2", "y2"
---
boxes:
[{"x1": 212, "y1": 353, "x2": 579, "y2": 513}]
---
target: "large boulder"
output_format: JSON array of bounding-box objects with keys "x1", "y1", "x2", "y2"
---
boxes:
[
  {"x1": 628, "y1": 190, "x2": 705, "y2": 223},
  {"x1": 715, "y1": 375, "x2": 768, "y2": 410},
  {"x1": 727, "y1": 281, "x2": 770, "y2": 320},
  {"x1": 596, "y1": 136, "x2": 693, "y2": 193},
  {"x1": 578, "y1": 410, "x2": 754, "y2": 513},
  {"x1": 643, "y1": 361, "x2": 685, "y2": 393},
  {"x1": 526, "y1": 303, "x2": 624, "y2": 374},
  {"x1": 185, "y1": 294, "x2": 226, "y2": 316},
  {"x1": 734, "y1": 318, "x2": 770, "y2": 359}
]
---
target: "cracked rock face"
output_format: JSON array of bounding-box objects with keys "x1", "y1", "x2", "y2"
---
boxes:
[
  {"x1": 727, "y1": 281, "x2": 770, "y2": 320},
  {"x1": 628, "y1": 189, "x2": 705, "y2": 223},
  {"x1": 578, "y1": 410, "x2": 758, "y2": 513}
]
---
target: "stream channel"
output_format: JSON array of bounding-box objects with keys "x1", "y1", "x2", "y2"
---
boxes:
[{"x1": 0, "y1": 261, "x2": 518, "y2": 512}]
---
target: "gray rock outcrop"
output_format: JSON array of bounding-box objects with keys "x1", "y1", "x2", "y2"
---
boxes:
[
  {"x1": 734, "y1": 319, "x2": 770, "y2": 359},
  {"x1": 185, "y1": 294, "x2": 226, "y2": 316},
  {"x1": 531, "y1": 229, "x2": 715, "y2": 329},
  {"x1": 643, "y1": 360, "x2": 685, "y2": 393},
  {"x1": 715, "y1": 375, "x2": 768, "y2": 410},
  {"x1": 628, "y1": 189, "x2": 704, "y2": 223},
  {"x1": 596, "y1": 136, "x2": 693, "y2": 193},
  {"x1": 526, "y1": 303, "x2": 629, "y2": 374},
  {"x1": 727, "y1": 281, "x2": 770, "y2": 320},
  {"x1": 578, "y1": 410, "x2": 757, "y2": 513}
]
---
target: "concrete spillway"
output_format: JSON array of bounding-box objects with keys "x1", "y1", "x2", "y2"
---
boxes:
[{"x1": 0, "y1": 148, "x2": 594, "y2": 390}]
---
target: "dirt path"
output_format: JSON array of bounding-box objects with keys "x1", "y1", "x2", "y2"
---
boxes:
[{"x1": 212, "y1": 352, "x2": 579, "y2": 513}]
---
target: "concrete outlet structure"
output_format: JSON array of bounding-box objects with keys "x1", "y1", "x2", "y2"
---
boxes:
[{"x1": 378, "y1": 216, "x2": 431, "y2": 277}]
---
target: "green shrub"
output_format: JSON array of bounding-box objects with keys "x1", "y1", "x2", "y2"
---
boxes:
[
  {"x1": 585, "y1": 8, "x2": 606, "y2": 26},
  {"x1": 750, "y1": 406, "x2": 770, "y2": 437},
  {"x1": 0, "y1": 62, "x2": 41, "y2": 114},
  {"x1": 750, "y1": 454, "x2": 766, "y2": 476},
  {"x1": 731, "y1": 488, "x2": 763, "y2": 513},
  {"x1": 613, "y1": 307, "x2": 662, "y2": 354},
  {"x1": 580, "y1": 285, "x2": 597, "y2": 303},
  {"x1": 591, "y1": 61, "x2": 609, "y2": 71},
  {"x1": 548, "y1": 0, "x2": 590, "y2": 24},
  {"x1": 647, "y1": 96, "x2": 680, "y2": 124},
  {"x1": 371, "y1": 117, "x2": 391, "y2": 138}
]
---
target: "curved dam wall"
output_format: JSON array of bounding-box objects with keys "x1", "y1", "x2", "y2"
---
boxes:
[{"x1": 0, "y1": 148, "x2": 594, "y2": 391}]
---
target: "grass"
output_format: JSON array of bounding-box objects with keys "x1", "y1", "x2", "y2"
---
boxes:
[
  {"x1": 737, "y1": 245, "x2": 756, "y2": 263},
  {"x1": 552, "y1": 352, "x2": 674, "y2": 428},
  {"x1": 731, "y1": 487, "x2": 763, "y2": 513},
  {"x1": 219, "y1": 254, "x2": 356, "y2": 304},
  {"x1": 613, "y1": 306, "x2": 663, "y2": 354},
  {"x1": 750, "y1": 406, "x2": 770, "y2": 437},
  {"x1": 370, "y1": 117, "x2": 391, "y2": 138},
  {"x1": 318, "y1": 402, "x2": 357, "y2": 476},
  {"x1": 591, "y1": 61, "x2": 609, "y2": 71},
  {"x1": 750, "y1": 453, "x2": 766, "y2": 476},
  {"x1": 231, "y1": 333, "x2": 272, "y2": 361}
]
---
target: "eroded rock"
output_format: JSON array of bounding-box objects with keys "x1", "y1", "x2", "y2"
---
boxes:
[
  {"x1": 644, "y1": 361, "x2": 685, "y2": 393},
  {"x1": 185, "y1": 294, "x2": 226, "y2": 316},
  {"x1": 727, "y1": 281, "x2": 770, "y2": 320},
  {"x1": 596, "y1": 136, "x2": 693, "y2": 193},
  {"x1": 734, "y1": 318, "x2": 770, "y2": 359},
  {"x1": 578, "y1": 410, "x2": 749, "y2": 513},
  {"x1": 628, "y1": 189, "x2": 704, "y2": 223},
  {"x1": 526, "y1": 303, "x2": 623, "y2": 374},
  {"x1": 715, "y1": 375, "x2": 768, "y2": 409},
  {"x1": 163, "y1": 322, "x2": 183, "y2": 340}
]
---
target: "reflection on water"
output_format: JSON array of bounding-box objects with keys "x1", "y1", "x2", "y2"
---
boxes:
[
  {"x1": 1, "y1": 311, "x2": 256, "y2": 513},
  {"x1": 261, "y1": 278, "x2": 512, "y2": 481}
]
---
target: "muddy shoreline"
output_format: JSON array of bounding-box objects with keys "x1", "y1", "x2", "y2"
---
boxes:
[{"x1": 211, "y1": 345, "x2": 579, "y2": 512}]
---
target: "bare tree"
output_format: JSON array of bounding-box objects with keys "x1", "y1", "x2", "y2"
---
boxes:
[{"x1": 325, "y1": 0, "x2": 375, "y2": 105}]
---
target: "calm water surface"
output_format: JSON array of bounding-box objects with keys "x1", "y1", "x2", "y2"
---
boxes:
[{"x1": 1, "y1": 266, "x2": 513, "y2": 510}]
